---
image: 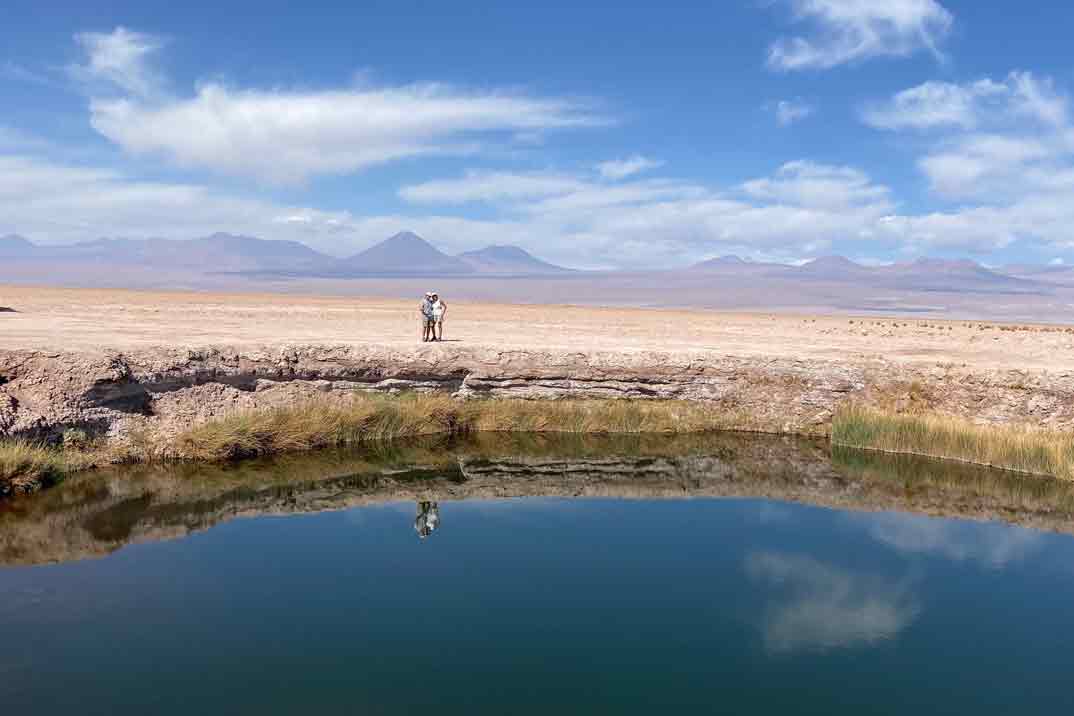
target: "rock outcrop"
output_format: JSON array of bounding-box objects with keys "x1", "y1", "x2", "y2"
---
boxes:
[{"x1": 2, "y1": 343, "x2": 1074, "y2": 444}]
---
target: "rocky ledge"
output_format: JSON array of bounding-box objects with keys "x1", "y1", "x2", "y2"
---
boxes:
[{"x1": 2, "y1": 343, "x2": 1073, "y2": 443}]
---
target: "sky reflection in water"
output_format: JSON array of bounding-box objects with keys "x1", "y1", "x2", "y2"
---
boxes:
[{"x1": 2, "y1": 435, "x2": 1074, "y2": 714}]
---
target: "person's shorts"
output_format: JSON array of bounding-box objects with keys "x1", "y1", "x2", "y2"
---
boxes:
[{"x1": 423, "y1": 317, "x2": 436, "y2": 327}]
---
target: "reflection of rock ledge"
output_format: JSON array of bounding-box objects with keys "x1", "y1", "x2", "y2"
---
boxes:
[{"x1": 2, "y1": 433, "x2": 1072, "y2": 566}]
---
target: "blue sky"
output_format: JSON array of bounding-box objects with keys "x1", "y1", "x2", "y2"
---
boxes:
[{"x1": 4, "y1": 0, "x2": 1074, "y2": 268}]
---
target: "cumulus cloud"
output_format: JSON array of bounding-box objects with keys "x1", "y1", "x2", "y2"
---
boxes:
[
  {"x1": 11, "y1": 140, "x2": 1074, "y2": 268},
  {"x1": 745, "y1": 551, "x2": 919, "y2": 653},
  {"x1": 69, "y1": 27, "x2": 165, "y2": 98},
  {"x1": 398, "y1": 162, "x2": 895, "y2": 266},
  {"x1": 772, "y1": 99, "x2": 814, "y2": 126},
  {"x1": 0, "y1": 154, "x2": 296, "y2": 242},
  {"x1": 862, "y1": 73, "x2": 1065, "y2": 131},
  {"x1": 857, "y1": 71, "x2": 1074, "y2": 252},
  {"x1": 2, "y1": 148, "x2": 901, "y2": 268},
  {"x1": 767, "y1": 0, "x2": 953, "y2": 71},
  {"x1": 741, "y1": 160, "x2": 892, "y2": 210},
  {"x1": 866, "y1": 72, "x2": 1074, "y2": 202},
  {"x1": 0, "y1": 154, "x2": 565, "y2": 259},
  {"x1": 862, "y1": 79, "x2": 1007, "y2": 131},
  {"x1": 72, "y1": 27, "x2": 606, "y2": 184},
  {"x1": 595, "y1": 155, "x2": 664, "y2": 180}
]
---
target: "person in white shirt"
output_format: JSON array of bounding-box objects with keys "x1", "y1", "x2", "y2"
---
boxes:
[{"x1": 429, "y1": 293, "x2": 447, "y2": 341}]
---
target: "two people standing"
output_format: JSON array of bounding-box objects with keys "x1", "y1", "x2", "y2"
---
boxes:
[{"x1": 420, "y1": 291, "x2": 447, "y2": 342}]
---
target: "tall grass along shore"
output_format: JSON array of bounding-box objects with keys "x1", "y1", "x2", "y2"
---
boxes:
[
  {"x1": 832, "y1": 403, "x2": 1074, "y2": 480},
  {"x1": 0, "y1": 440, "x2": 95, "y2": 496},
  {"x1": 1, "y1": 395, "x2": 734, "y2": 492},
  {"x1": 5, "y1": 394, "x2": 1074, "y2": 495}
]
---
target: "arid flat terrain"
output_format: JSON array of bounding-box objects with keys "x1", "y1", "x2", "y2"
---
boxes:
[{"x1": 3, "y1": 284, "x2": 1072, "y2": 372}]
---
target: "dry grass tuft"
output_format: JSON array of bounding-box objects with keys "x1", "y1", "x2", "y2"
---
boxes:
[
  {"x1": 169, "y1": 395, "x2": 731, "y2": 463},
  {"x1": 0, "y1": 440, "x2": 91, "y2": 493},
  {"x1": 832, "y1": 403, "x2": 1074, "y2": 480}
]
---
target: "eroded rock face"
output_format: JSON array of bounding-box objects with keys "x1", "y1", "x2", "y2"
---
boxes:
[{"x1": 1, "y1": 343, "x2": 1073, "y2": 444}]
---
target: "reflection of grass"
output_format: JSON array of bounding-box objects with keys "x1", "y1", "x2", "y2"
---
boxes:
[
  {"x1": 833, "y1": 403, "x2": 1074, "y2": 480},
  {"x1": 831, "y1": 445, "x2": 1074, "y2": 514}
]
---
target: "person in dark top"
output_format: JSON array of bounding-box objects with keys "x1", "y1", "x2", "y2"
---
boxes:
[
  {"x1": 420, "y1": 292, "x2": 436, "y2": 342},
  {"x1": 414, "y1": 501, "x2": 440, "y2": 539}
]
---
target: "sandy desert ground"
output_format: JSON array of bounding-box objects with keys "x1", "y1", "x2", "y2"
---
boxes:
[{"x1": 3, "y1": 284, "x2": 1072, "y2": 373}]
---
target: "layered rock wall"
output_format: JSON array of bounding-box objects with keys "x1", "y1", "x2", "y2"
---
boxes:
[{"x1": 2, "y1": 343, "x2": 1073, "y2": 443}]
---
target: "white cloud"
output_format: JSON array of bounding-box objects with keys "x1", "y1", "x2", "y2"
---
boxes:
[
  {"x1": 0, "y1": 154, "x2": 293, "y2": 242},
  {"x1": 69, "y1": 27, "x2": 165, "y2": 98},
  {"x1": 917, "y1": 134, "x2": 1051, "y2": 198},
  {"x1": 870, "y1": 74, "x2": 1073, "y2": 209},
  {"x1": 2, "y1": 148, "x2": 898, "y2": 268},
  {"x1": 767, "y1": 0, "x2": 953, "y2": 71},
  {"x1": 595, "y1": 155, "x2": 664, "y2": 180},
  {"x1": 0, "y1": 153, "x2": 561, "y2": 259},
  {"x1": 741, "y1": 160, "x2": 892, "y2": 210},
  {"x1": 399, "y1": 170, "x2": 586, "y2": 204},
  {"x1": 862, "y1": 79, "x2": 1007, "y2": 131},
  {"x1": 772, "y1": 99, "x2": 814, "y2": 126},
  {"x1": 858, "y1": 71, "x2": 1074, "y2": 252},
  {"x1": 71, "y1": 27, "x2": 606, "y2": 184},
  {"x1": 745, "y1": 551, "x2": 919, "y2": 653},
  {"x1": 862, "y1": 73, "x2": 1065, "y2": 132},
  {"x1": 90, "y1": 83, "x2": 605, "y2": 184},
  {"x1": 397, "y1": 162, "x2": 895, "y2": 266},
  {"x1": 11, "y1": 142, "x2": 1074, "y2": 269}
]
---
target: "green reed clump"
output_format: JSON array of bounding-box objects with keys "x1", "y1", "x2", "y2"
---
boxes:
[{"x1": 832, "y1": 403, "x2": 1074, "y2": 480}]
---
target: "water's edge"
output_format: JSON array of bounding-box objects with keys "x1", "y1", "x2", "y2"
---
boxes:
[{"x1": 3, "y1": 431, "x2": 1072, "y2": 566}]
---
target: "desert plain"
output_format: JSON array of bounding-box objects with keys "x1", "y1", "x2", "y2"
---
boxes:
[
  {"x1": 2, "y1": 282, "x2": 1074, "y2": 460},
  {"x1": 2, "y1": 284, "x2": 1072, "y2": 373}
]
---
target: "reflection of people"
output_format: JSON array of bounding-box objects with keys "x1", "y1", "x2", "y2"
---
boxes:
[{"x1": 414, "y1": 501, "x2": 440, "y2": 540}]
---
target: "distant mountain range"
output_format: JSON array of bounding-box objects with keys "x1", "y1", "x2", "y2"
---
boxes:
[
  {"x1": 689, "y1": 253, "x2": 1043, "y2": 294},
  {"x1": 0, "y1": 231, "x2": 1063, "y2": 294},
  {"x1": 0, "y1": 231, "x2": 575, "y2": 277},
  {"x1": 0, "y1": 232, "x2": 333, "y2": 272}
]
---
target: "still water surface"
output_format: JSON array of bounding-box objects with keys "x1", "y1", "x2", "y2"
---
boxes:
[{"x1": 2, "y1": 433, "x2": 1073, "y2": 714}]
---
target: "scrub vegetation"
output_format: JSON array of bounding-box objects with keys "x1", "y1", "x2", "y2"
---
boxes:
[
  {"x1": 1, "y1": 395, "x2": 734, "y2": 491},
  {"x1": 170, "y1": 394, "x2": 734, "y2": 461},
  {"x1": 5, "y1": 394, "x2": 1074, "y2": 495},
  {"x1": 0, "y1": 440, "x2": 91, "y2": 495},
  {"x1": 832, "y1": 403, "x2": 1074, "y2": 480}
]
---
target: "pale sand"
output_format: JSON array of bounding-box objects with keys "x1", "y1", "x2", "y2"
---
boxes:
[{"x1": 2, "y1": 284, "x2": 1072, "y2": 372}]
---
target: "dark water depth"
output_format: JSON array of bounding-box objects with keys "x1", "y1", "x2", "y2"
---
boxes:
[{"x1": 2, "y1": 432, "x2": 1074, "y2": 714}]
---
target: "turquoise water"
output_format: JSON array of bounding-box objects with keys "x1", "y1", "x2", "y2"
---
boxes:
[{"x1": 1, "y1": 435, "x2": 1073, "y2": 714}]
